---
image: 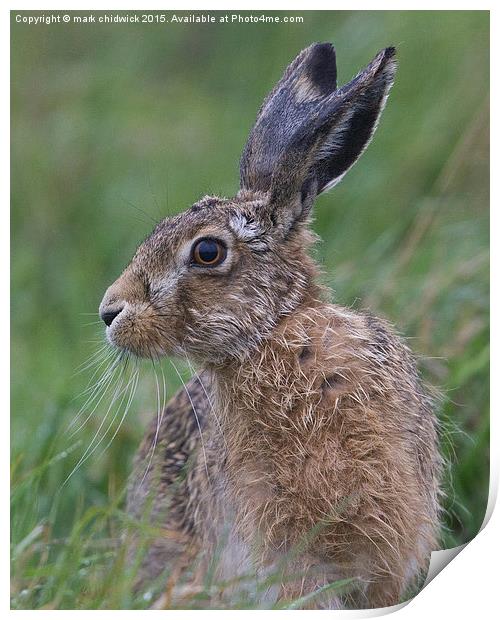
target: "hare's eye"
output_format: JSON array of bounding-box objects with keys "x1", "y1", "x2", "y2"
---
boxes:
[{"x1": 191, "y1": 238, "x2": 227, "y2": 267}]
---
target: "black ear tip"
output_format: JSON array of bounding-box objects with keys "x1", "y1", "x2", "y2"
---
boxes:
[
  {"x1": 311, "y1": 41, "x2": 336, "y2": 56},
  {"x1": 309, "y1": 42, "x2": 336, "y2": 68},
  {"x1": 373, "y1": 46, "x2": 397, "y2": 79},
  {"x1": 307, "y1": 42, "x2": 337, "y2": 94}
]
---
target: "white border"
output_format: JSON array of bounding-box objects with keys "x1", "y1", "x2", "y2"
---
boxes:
[{"x1": 5, "y1": 2, "x2": 494, "y2": 617}]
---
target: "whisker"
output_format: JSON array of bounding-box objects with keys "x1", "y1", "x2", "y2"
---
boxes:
[
  {"x1": 74, "y1": 348, "x2": 119, "y2": 395},
  {"x1": 67, "y1": 352, "x2": 122, "y2": 435},
  {"x1": 73, "y1": 345, "x2": 114, "y2": 378},
  {"x1": 67, "y1": 363, "x2": 119, "y2": 438},
  {"x1": 96, "y1": 362, "x2": 140, "y2": 461},
  {"x1": 63, "y1": 356, "x2": 132, "y2": 485},
  {"x1": 185, "y1": 356, "x2": 227, "y2": 450},
  {"x1": 69, "y1": 354, "x2": 127, "y2": 441},
  {"x1": 139, "y1": 356, "x2": 168, "y2": 486},
  {"x1": 170, "y1": 360, "x2": 210, "y2": 482},
  {"x1": 119, "y1": 193, "x2": 160, "y2": 226},
  {"x1": 74, "y1": 343, "x2": 109, "y2": 369}
]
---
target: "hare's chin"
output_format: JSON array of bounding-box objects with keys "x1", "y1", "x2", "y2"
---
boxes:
[
  {"x1": 105, "y1": 324, "x2": 172, "y2": 359},
  {"x1": 107, "y1": 337, "x2": 166, "y2": 359}
]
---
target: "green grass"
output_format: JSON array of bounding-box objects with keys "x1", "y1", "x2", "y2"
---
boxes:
[{"x1": 11, "y1": 10, "x2": 489, "y2": 609}]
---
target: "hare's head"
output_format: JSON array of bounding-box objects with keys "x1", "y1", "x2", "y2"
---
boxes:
[{"x1": 100, "y1": 43, "x2": 396, "y2": 364}]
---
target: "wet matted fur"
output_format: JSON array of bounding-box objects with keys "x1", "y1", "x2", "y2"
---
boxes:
[{"x1": 100, "y1": 43, "x2": 442, "y2": 609}]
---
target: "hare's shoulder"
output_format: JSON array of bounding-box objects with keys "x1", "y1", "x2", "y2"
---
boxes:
[
  {"x1": 292, "y1": 304, "x2": 413, "y2": 366},
  {"x1": 314, "y1": 303, "x2": 419, "y2": 374},
  {"x1": 292, "y1": 303, "x2": 430, "y2": 416},
  {"x1": 311, "y1": 304, "x2": 437, "y2": 454}
]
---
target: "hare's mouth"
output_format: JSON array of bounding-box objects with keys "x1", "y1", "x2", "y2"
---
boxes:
[{"x1": 104, "y1": 305, "x2": 173, "y2": 360}]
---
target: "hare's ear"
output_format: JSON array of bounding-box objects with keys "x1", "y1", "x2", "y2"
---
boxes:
[{"x1": 240, "y1": 44, "x2": 396, "y2": 232}]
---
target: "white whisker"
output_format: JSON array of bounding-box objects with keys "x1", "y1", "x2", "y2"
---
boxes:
[
  {"x1": 68, "y1": 352, "x2": 123, "y2": 436},
  {"x1": 170, "y1": 360, "x2": 210, "y2": 482},
  {"x1": 74, "y1": 344, "x2": 110, "y2": 374},
  {"x1": 70, "y1": 349, "x2": 118, "y2": 403},
  {"x1": 96, "y1": 363, "x2": 140, "y2": 460},
  {"x1": 185, "y1": 356, "x2": 227, "y2": 450},
  {"x1": 63, "y1": 356, "x2": 131, "y2": 485},
  {"x1": 139, "y1": 356, "x2": 167, "y2": 486}
]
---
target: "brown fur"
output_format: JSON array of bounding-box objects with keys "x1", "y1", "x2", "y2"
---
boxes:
[{"x1": 100, "y1": 43, "x2": 442, "y2": 609}]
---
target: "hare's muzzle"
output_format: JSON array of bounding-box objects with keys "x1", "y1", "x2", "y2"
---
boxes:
[
  {"x1": 98, "y1": 268, "x2": 172, "y2": 358},
  {"x1": 99, "y1": 277, "x2": 130, "y2": 328},
  {"x1": 99, "y1": 268, "x2": 145, "y2": 328}
]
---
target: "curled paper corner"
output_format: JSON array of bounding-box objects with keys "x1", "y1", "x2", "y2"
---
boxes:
[
  {"x1": 359, "y1": 600, "x2": 409, "y2": 617},
  {"x1": 423, "y1": 544, "x2": 467, "y2": 588},
  {"x1": 362, "y1": 546, "x2": 468, "y2": 618},
  {"x1": 479, "y1": 465, "x2": 497, "y2": 533},
  {"x1": 335, "y1": 599, "x2": 410, "y2": 618}
]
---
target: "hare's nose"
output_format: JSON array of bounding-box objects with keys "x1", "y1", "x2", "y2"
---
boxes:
[{"x1": 100, "y1": 306, "x2": 124, "y2": 327}]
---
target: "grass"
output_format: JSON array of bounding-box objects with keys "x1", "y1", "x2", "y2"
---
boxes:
[{"x1": 11, "y1": 10, "x2": 489, "y2": 609}]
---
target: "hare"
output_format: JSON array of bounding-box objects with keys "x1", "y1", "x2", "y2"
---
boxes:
[{"x1": 99, "y1": 43, "x2": 442, "y2": 609}]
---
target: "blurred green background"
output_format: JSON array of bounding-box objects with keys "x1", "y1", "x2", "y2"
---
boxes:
[{"x1": 11, "y1": 10, "x2": 489, "y2": 609}]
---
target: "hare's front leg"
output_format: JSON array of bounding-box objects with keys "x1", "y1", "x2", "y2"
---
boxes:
[
  {"x1": 125, "y1": 374, "x2": 210, "y2": 598},
  {"x1": 278, "y1": 567, "x2": 403, "y2": 610},
  {"x1": 274, "y1": 558, "x2": 348, "y2": 610}
]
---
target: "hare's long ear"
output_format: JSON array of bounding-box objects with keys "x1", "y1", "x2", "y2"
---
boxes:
[{"x1": 240, "y1": 43, "x2": 396, "y2": 232}]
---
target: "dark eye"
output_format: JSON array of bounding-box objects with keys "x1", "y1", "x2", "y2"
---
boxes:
[{"x1": 191, "y1": 238, "x2": 227, "y2": 267}]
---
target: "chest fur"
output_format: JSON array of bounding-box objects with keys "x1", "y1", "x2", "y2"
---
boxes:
[{"x1": 209, "y1": 307, "x2": 379, "y2": 550}]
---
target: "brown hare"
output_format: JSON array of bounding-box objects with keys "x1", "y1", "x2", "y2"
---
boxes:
[{"x1": 99, "y1": 43, "x2": 442, "y2": 609}]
